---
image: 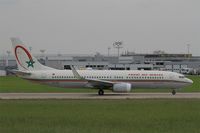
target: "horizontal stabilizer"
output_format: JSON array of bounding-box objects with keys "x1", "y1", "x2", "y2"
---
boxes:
[{"x1": 8, "y1": 69, "x2": 31, "y2": 76}]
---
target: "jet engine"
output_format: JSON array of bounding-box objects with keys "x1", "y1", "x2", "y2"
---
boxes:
[{"x1": 113, "y1": 83, "x2": 131, "y2": 92}]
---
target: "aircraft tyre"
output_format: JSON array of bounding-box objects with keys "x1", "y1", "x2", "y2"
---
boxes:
[
  {"x1": 172, "y1": 90, "x2": 176, "y2": 95},
  {"x1": 98, "y1": 89, "x2": 104, "y2": 95}
]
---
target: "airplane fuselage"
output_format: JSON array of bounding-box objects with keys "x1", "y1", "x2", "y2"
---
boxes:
[{"x1": 21, "y1": 70, "x2": 193, "y2": 89}]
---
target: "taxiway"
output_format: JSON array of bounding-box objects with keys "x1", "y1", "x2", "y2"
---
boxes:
[{"x1": 0, "y1": 93, "x2": 200, "y2": 99}]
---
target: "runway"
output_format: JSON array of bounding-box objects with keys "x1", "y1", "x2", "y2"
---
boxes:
[{"x1": 0, "y1": 93, "x2": 200, "y2": 99}]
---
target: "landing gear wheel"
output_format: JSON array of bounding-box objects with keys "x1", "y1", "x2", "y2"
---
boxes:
[
  {"x1": 172, "y1": 90, "x2": 176, "y2": 95},
  {"x1": 98, "y1": 89, "x2": 104, "y2": 95}
]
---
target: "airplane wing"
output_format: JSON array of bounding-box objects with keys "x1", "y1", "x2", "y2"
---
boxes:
[
  {"x1": 8, "y1": 69, "x2": 31, "y2": 76},
  {"x1": 86, "y1": 78, "x2": 114, "y2": 88},
  {"x1": 71, "y1": 66, "x2": 113, "y2": 88}
]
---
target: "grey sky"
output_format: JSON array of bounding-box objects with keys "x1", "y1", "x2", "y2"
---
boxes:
[{"x1": 0, "y1": 0, "x2": 200, "y2": 55}]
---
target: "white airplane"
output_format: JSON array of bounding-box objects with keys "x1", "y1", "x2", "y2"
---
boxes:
[{"x1": 11, "y1": 38, "x2": 193, "y2": 95}]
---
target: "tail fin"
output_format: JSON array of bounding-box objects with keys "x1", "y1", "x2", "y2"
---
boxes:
[{"x1": 11, "y1": 37, "x2": 55, "y2": 71}]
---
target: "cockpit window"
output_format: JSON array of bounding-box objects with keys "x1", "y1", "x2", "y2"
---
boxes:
[{"x1": 179, "y1": 76, "x2": 185, "y2": 79}]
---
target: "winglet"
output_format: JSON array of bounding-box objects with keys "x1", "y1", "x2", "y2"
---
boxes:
[{"x1": 71, "y1": 65, "x2": 84, "y2": 80}]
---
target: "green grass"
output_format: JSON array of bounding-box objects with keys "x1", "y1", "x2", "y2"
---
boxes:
[
  {"x1": 0, "y1": 75, "x2": 199, "y2": 93},
  {"x1": 0, "y1": 99, "x2": 200, "y2": 133}
]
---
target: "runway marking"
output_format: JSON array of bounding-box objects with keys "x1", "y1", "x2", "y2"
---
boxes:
[{"x1": 0, "y1": 93, "x2": 200, "y2": 99}]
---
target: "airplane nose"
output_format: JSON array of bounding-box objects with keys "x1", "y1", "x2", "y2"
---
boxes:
[{"x1": 187, "y1": 78, "x2": 193, "y2": 84}]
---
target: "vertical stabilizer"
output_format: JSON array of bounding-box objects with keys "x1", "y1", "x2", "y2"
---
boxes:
[{"x1": 11, "y1": 37, "x2": 55, "y2": 71}]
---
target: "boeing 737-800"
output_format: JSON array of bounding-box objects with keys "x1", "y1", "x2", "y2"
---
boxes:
[{"x1": 11, "y1": 38, "x2": 193, "y2": 95}]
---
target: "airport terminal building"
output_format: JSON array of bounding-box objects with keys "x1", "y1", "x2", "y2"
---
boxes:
[{"x1": 0, "y1": 52, "x2": 200, "y2": 75}]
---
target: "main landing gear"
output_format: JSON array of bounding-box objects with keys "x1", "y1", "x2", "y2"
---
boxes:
[
  {"x1": 172, "y1": 89, "x2": 176, "y2": 95},
  {"x1": 98, "y1": 89, "x2": 104, "y2": 95}
]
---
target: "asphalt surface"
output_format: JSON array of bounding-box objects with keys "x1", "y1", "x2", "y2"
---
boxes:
[{"x1": 0, "y1": 93, "x2": 200, "y2": 99}]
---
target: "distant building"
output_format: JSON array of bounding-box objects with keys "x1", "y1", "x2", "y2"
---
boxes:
[{"x1": 1, "y1": 52, "x2": 200, "y2": 75}]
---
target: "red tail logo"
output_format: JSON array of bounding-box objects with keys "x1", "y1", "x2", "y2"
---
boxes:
[{"x1": 15, "y1": 45, "x2": 35, "y2": 70}]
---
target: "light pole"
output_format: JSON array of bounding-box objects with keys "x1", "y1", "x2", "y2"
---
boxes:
[
  {"x1": 40, "y1": 49, "x2": 46, "y2": 58},
  {"x1": 108, "y1": 47, "x2": 111, "y2": 57},
  {"x1": 6, "y1": 50, "x2": 11, "y2": 66},
  {"x1": 113, "y1": 41, "x2": 123, "y2": 58},
  {"x1": 187, "y1": 44, "x2": 190, "y2": 55},
  {"x1": 40, "y1": 49, "x2": 46, "y2": 65},
  {"x1": 187, "y1": 44, "x2": 190, "y2": 58},
  {"x1": 29, "y1": 46, "x2": 32, "y2": 52}
]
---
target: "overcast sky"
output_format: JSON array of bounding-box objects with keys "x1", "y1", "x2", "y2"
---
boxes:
[{"x1": 0, "y1": 0, "x2": 200, "y2": 56}]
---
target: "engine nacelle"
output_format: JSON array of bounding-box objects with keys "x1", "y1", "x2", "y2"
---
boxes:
[{"x1": 113, "y1": 83, "x2": 131, "y2": 92}]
